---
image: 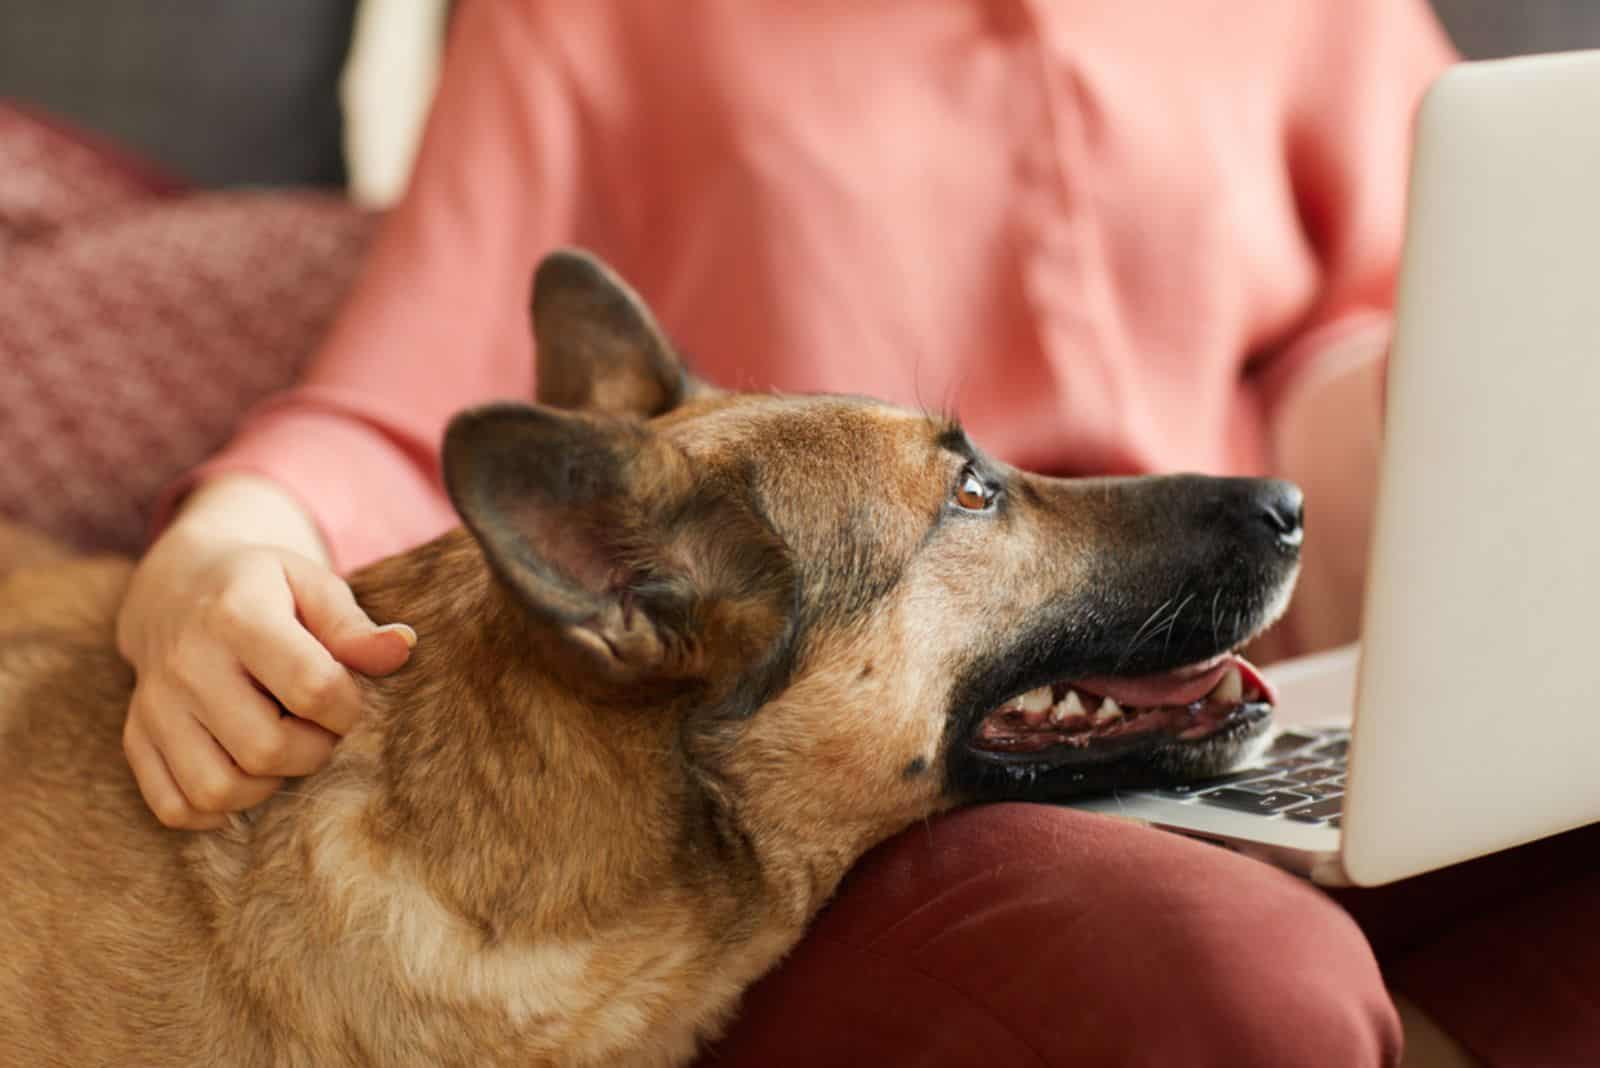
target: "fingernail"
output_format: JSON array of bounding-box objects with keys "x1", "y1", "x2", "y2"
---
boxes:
[{"x1": 376, "y1": 622, "x2": 417, "y2": 649}]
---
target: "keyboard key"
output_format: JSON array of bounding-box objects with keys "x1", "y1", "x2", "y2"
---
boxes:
[
  {"x1": 1200, "y1": 788, "x2": 1313, "y2": 814},
  {"x1": 1154, "y1": 770, "x2": 1268, "y2": 798},
  {"x1": 1297, "y1": 782, "x2": 1345, "y2": 800},
  {"x1": 1265, "y1": 757, "x2": 1322, "y2": 772},
  {"x1": 1284, "y1": 797, "x2": 1345, "y2": 823},
  {"x1": 1313, "y1": 739, "x2": 1350, "y2": 759},
  {"x1": 1266, "y1": 731, "x2": 1320, "y2": 757},
  {"x1": 1286, "y1": 765, "x2": 1341, "y2": 784},
  {"x1": 1250, "y1": 778, "x2": 1308, "y2": 792}
]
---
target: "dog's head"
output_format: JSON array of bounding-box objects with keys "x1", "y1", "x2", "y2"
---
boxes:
[{"x1": 443, "y1": 250, "x2": 1300, "y2": 848}]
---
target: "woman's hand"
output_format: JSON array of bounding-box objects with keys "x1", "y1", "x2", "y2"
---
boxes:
[{"x1": 115, "y1": 475, "x2": 414, "y2": 829}]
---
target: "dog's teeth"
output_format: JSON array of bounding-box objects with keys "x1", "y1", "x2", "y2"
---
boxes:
[
  {"x1": 1049, "y1": 687, "x2": 1088, "y2": 722},
  {"x1": 1019, "y1": 687, "x2": 1053, "y2": 714},
  {"x1": 1050, "y1": 690, "x2": 1088, "y2": 724},
  {"x1": 1094, "y1": 697, "x2": 1123, "y2": 724},
  {"x1": 1209, "y1": 665, "x2": 1243, "y2": 704}
]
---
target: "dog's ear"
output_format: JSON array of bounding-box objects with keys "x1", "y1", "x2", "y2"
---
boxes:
[
  {"x1": 532, "y1": 248, "x2": 717, "y2": 418},
  {"x1": 443, "y1": 403, "x2": 794, "y2": 697}
]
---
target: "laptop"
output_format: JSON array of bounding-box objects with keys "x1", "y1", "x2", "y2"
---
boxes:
[{"x1": 1068, "y1": 50, "x2": 1600, "y2": 887}]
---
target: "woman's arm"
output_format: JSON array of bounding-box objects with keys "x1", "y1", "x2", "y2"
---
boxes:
[
  {"x1": 121, "y1": 0, "x2": 587, "y2": 824},
  {"x1": 162, "y1": 0, "x2": 586, "y2": 571}
]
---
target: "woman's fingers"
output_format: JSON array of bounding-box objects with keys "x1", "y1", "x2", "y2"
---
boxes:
[
  {"x1": 221, "y1": 556, "x2": 415, "y2": 738},
  {"x1": 206, "y1": 559, "x2": 365, "y2": 737},
  {"x1": 282, "y1": 554, "x2": 415, "y2": 676},
  {"x1": 133, "y1": 680, "x2": 284, "y2": 820},
  {"x1": 122, "y1": 703, "x2": 225, "y2": 831},
  {"x1": 232, "y1": 613, "x2": 366, "y2": 737},
  {"x1": 187, "y1": 667, "x2": 338, "y2": 779},
  {"x1": 117, "y1": 531, "x2": 417, "y2": 829},
  {"x1": 336, "y1": 622, "x2": 417, "y2": 677}
]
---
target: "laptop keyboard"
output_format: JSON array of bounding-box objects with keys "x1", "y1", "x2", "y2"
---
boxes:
[{"x1": 1150, "y1": 727, "x2": 1349, "y2": 827}]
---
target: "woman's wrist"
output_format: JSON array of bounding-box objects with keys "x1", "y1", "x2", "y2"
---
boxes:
[{"x1": 168, "y1": 473, "x2": 332, "y2": 567}]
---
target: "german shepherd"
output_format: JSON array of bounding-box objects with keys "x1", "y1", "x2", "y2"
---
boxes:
[{"x1": 0, "y1": 250, "x2": 1301, "y2": 1067}]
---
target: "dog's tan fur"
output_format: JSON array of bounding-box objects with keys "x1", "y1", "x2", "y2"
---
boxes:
[{"x1": 0, "y1": 251, "x2": 1297, "y2": 1067}]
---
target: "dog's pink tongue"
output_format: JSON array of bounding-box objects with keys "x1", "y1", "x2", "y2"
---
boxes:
[{"x1": 1075, "y1": 655, "x2": 1275, "y2": 707}]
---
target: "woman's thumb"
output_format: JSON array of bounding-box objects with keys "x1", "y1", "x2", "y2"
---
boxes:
[
  {"x1": 336, "y1": 622, "x2": 416, "y2": 676},
  {"x1": 283, "y1": 555, "x2": 416, "y2": 676}
]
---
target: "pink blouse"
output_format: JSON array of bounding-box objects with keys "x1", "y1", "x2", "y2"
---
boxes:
[{"x1": 188, "y1": 0, "x2": 1455, "y2": 572}]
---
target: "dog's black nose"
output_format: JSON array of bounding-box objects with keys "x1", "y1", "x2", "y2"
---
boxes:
[{"x1": 1256, "y1": 480, "x2": 1304, "y2": 549}]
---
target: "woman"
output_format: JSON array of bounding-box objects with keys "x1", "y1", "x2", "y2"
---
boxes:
[{"x1": 115, "y1": 2, "x2": 1593, "y2": 1063}]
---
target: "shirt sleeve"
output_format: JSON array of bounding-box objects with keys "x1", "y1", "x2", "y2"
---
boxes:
[
  {"x1": 158, "y1": 0, "x2": 581, "y2": 571},
  {"x1": 1256, "y1": 0, "x2": 1458, "y2": 421}
]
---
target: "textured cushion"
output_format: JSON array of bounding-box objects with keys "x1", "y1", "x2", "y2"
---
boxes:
[
  {"x1": 0, "y1": 104, "x2": 182, "y2": 245},
  {"x1": 0, "y1": 106, "x2": 375, "y2": 553},
  {"x1": 0, "y1": 0, "x2": 357, "y2": 188}
]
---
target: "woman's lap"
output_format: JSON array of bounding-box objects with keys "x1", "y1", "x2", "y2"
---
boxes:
[
  {"x1": 1339, "y1": 820, "x2": 1600, "y2": 1065},
  {"x1": 702, "y1": 803, "x2": 1400, "y2": 1067}
]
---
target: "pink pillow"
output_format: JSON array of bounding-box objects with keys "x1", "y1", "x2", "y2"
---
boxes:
[
  {"x1": 0, "y1": 106, "x2": 375, "y2": 553},
  {"x1": 0, "y1": 103, "x2": 184, "y2": 245}
]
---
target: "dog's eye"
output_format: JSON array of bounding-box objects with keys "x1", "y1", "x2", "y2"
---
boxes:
[{"x1": 953, "y1": 469, "x2": 995, "y2": 512}]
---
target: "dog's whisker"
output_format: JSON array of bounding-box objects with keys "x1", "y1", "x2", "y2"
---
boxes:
[
  {"x1": 1119, "y1": 587, "x2": 1196, "y2": 669},
  {"x1": 1118, "y1": 595, "x2": 1177, "y2": 670},
  {"x1": 1161, "y1": 592, "x2": 1197, "y2": 656}
]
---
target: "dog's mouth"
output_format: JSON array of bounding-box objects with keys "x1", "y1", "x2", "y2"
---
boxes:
[
  {"x1": 969, "y1": 653, "x2": 1275, "y2": 755},
  {"x1": 952, "y1": 650, "x2": 1277, "y2": 800}
]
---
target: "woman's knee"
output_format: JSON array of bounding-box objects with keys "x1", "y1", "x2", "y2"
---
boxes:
[{"x1": 703, "y1": 803, "x2": 1400, "y2": 1067}]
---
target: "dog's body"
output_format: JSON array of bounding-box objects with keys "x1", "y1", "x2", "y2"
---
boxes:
[
  {"x1": 0, "y1": 251, "x2": 1301, "y2": 1067},
  {"x1": 0, "y1": 543, "x2": 798, "y2": 1066}
]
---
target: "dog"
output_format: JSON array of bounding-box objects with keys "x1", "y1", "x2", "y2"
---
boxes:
[{"x1": 0, "y1": 249, "x2": 1301, "y2": 1067}]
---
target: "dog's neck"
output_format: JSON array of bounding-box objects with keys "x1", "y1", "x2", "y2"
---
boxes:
[
  {"x1": 181, "y1": 530, "x2": 867, "y2": 1061},
  {"x1": 183, "y1": 530, "x2": 795, "y2": 1060},
  {"x1": 343, "y1": 530, "x2": 733, "y2": 940}
]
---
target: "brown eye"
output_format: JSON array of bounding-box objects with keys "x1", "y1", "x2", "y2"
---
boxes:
[{"x1": 954, "y1": 470, "x2": 993, "y2": 511}]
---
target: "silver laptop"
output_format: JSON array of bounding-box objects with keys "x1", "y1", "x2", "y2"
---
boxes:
[{"x1": 1069, "y1": 50, "x2": 1600, "y2": 887}]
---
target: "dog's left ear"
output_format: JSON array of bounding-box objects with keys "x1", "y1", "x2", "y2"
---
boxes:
[
  {"x1": 443, "y1": 403, "x2": 794, "y2": 700},
  {"x1": 533, "y1": 248, "x2": 716, "y2": 418}
]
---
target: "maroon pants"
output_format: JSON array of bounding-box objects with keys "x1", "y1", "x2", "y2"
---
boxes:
[{"x1": 703, "y1": 804, "x2": 1599, "y2": 1067}]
